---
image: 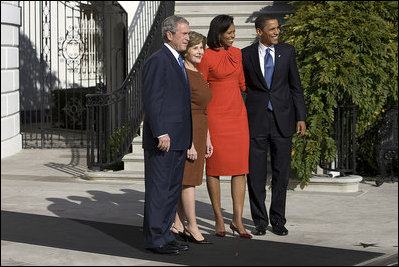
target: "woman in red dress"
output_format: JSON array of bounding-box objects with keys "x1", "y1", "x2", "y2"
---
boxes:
[{"x1": 197, "y1": 15, "x2": 251, "y2": 239}]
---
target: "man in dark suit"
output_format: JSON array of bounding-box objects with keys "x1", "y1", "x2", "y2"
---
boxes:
[
  {"x1": 142, "y1": 15, "x2": 192, "y2": 255},
  {"x1": 242, "y1": 14, "x2": 306, "y2": 236}
]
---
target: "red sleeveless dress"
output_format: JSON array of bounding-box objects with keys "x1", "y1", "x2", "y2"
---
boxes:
[{"x1": 197, "y1": 47, "x2": 249, "y2": 176}]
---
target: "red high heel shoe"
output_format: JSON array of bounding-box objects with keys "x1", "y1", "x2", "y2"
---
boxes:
[
  {"x1": 215, "y1": 231, "x2": 226, "y2": 237},
  {"x1": 229, "y1": 222, "x2": 252, "y2": 239}
]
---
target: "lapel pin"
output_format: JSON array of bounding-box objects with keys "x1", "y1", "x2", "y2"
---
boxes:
[{"x1": 278, "y1": 55, "x2": 281, "y2": 57}]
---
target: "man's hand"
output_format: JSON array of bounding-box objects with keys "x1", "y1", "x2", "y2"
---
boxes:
[
  {"x1": 157, "y1": 135, "x2": 170, "y2": 152},
  {"x1": 296, "y1": 121, "x2": 306, "y2": 137}
]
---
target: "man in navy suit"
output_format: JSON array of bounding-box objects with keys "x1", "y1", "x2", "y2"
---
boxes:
[
  {"x1": 242, "y1": 14, "x2": 306, "y2": 237},
  {"x1": 142, "y1": 15, "x2": 192, "y2": 255}
]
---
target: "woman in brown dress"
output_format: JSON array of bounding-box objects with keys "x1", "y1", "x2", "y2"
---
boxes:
[{"x1": 171, "y1": 31, "x2": 213, "y2": 244}]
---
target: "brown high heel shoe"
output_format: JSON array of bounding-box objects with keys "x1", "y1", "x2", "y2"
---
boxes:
[{"x1": 229, "y1": 222, "x2": 252, "y2": 239}]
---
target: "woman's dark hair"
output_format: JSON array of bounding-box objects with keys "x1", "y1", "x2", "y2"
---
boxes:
[{"x1": 207, "y1": 15, "x2": 234, "y2": 49}]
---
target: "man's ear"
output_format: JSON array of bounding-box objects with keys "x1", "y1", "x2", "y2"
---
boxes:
[
  {"x1": 166, "y1": 31, "x2": 174, "y2": 42},
  {"x1": 256, "y1": 28, "x2": 262, "y2": 37}
]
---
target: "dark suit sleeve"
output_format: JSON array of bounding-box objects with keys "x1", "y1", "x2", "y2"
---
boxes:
[
  {"x1": 142, "y1": 55, "x2": 166, "y2": 138},
  {"x1": 288, "y1": 47, "x2": 306, "y2": 122}
]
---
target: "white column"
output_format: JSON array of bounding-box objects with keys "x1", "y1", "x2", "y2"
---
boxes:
[{"x1": 1, "y1": 1, "x2": 22, "y2": 159}]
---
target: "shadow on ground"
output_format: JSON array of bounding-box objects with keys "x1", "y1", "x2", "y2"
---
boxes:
[{"x1": 1, "y1": 186, "x2": 384, "y2": 266}]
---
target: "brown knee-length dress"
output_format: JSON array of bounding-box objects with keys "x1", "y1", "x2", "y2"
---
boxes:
[{"x1": 182, "y1": 68, "x2": 212, "y2": 186}]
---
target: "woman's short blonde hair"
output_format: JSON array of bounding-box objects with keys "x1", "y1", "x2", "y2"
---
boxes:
[{"x1": 182, "y1": 31, "x2": 207, "y2": 59}]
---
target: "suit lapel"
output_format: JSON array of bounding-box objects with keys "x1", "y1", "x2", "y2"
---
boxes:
[
  {"x1": 249, "y1": 43, "x2": 268, "y2": 90},
  {"x1": 273, "y1": 44, "x2": 281, "y2": 84},
  {"x1": 162, "y1": 45, "x2": 188, "y2": 88}
]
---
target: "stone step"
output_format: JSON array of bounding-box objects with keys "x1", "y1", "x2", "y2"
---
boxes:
[
  {"x1": 189, "y1": 24, "x2": 256, "y2": 32},
  {"x1": 175, "y1": 9, "x2": 291, "y2": 22},
  {"x1": 182, "y1": 27, "x2": 257, "y2": 40},
  {"x1": 228, "y1": 40, "x2": 256, "y2": 50},
  {"x1": 174, "y1": 15, "x2": 251, "y2": 28},
  {"x1": 132, "y1": 146, "x2": 143, "y2": 155},
  {"x1": 176, "y1": 10, "x2": 282, "y2": 18},
  {"x1": 132, "y1": 135, "x2": 142, "y2": 142},
  {"x1": 122, "y1": 153, "x2": 144, "y2": 171},
  {"x1": 175, "y1": 1, "x2": 293, "y2": 49},
  {"x1": 131, "y1": 135, "x2": 143, "y2": 154},
  {"x1": 289, "y1": 175, "x2": 363, "y2": 193},
  {"x1": 83, "y1": 169, "x2": 363, "y2": 193},
  {"x1": 176, "y1": 1, "x2": 273, "y2": 7},
  {"x1": 84, "y1": 170, "x2": 146, "y2": 181},
  {"x1": 175, "y1": 1, "x2": 274, "y2": 14},
  {"x1": 175, "y1": 2, "x2": 293, "y2": 27}
]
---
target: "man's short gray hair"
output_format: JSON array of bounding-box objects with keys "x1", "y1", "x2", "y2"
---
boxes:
[{"x1": 162, "y1": 15, "x2": 189, "y2": 42}]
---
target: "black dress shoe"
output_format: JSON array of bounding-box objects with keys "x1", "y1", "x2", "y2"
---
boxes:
[
  {"x1": 272, "y1": 225, "x2": 288, "y2": 236},
  {"x1": 168, "y1": 240, "x2": 189, "y2": 251},
  {"x1": 147, "y1": 244, "x2": 180, "y2": 255},
  {"x1": 252, "y1": 227, "x2": 266, "y2": 236}
]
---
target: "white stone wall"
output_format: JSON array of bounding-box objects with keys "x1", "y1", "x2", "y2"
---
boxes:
[{"x1": 1, "y1": 1, "x2": 22, "y2": 159}]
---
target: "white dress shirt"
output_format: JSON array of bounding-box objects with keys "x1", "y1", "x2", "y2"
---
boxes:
[
  {"x1": 258, "y1": 42, "x2": 275, "y2": 77},
  {"x1": 164, "y1": 43, "x2": 181, "y2": 65}
]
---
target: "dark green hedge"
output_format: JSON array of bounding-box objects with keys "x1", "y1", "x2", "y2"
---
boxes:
[{"x1": 280, "y1": 1, "x2": 398, "y2": 183}]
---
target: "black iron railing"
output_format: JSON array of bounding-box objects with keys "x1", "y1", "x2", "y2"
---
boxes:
[
  {"x1": 86, "y1": 1, "x2": 175, "y2": 170},
  {"x1": 321, "y1": 105, "x2": 357, "y2": 176},
  {"x1": 376, "y1": 106, "x2": 398, "y2": 186}
]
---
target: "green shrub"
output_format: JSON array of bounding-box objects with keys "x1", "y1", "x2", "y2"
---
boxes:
[
  {"x1": 102, "y1": 125, "x2": 130, "y2": 171},
  {"x1": 280, "y1": 1, "x2": 398, "y2": 183}
]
